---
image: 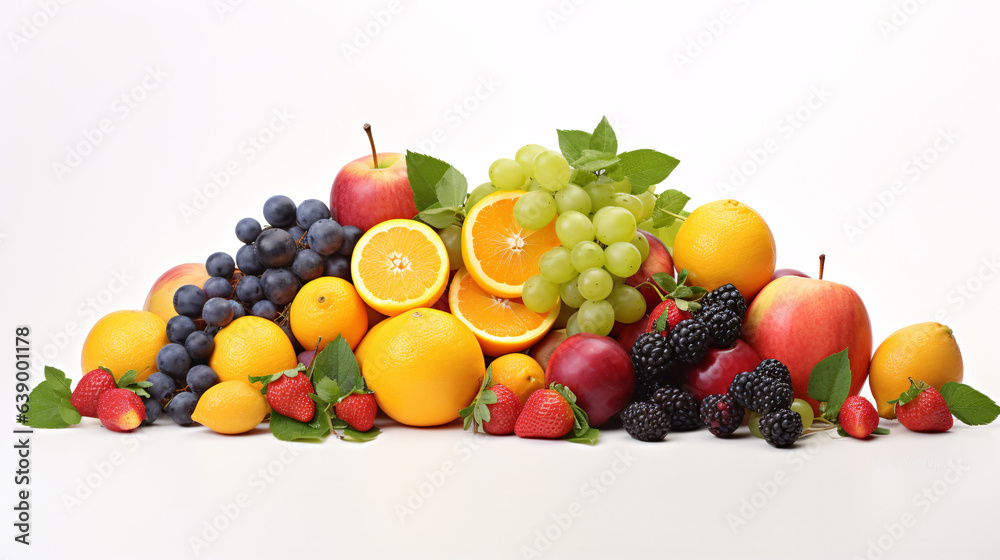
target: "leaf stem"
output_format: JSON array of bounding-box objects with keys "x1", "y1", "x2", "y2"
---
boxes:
[{"x1": 660, "y1": 210, "x2": 687, "y2": 222}]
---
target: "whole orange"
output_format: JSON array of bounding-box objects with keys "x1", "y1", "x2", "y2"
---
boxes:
[
  {"x1": 289, "y1": 277, "x2": 368, "y2": 351},
  {"x1": 81, "y1": 310, "x2": 168, "y2": 382},
  {"x1": 869, "y1": 322, "x2": 963, "y2": 418},
  {"x1": 210, "y1": 316, "x2": 298, "y2": 388},
  {"x1": 489, "y1": 354, "x2": 545, "y2": 404}
]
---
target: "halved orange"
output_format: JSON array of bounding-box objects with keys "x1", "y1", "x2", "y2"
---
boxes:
[
  {"x1": 350, "y1": 219, "x2": 449, "y2": 316},
  {"x1": 449, "y1": 268, "x2": 559, "y2": 356},
  {"x1": 461, "y1": 190, "x2": 561, "y2": 298}
]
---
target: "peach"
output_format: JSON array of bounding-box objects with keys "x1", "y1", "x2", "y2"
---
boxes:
[{"x1": 143, "y1": 263, "x2": 211, "y2": 322}]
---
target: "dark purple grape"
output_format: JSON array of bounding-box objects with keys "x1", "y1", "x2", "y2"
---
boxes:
[
  {"x1": 288, "y1": 226, "x2": 307, "y2": 245},
  {"x1": 307, "y1": 219, "x2": 344, "y2": 255},
  {"x1": 184, "y1": 331, "x2": 215, "y2": 360},
  {"x1": 141, "y1": 397, "x2": 161, "y2": 425},
  {"x1": 261, "y1": 268, "x2": 300, "y2": 306},
  {"x1": 338, "y1": 225, "x2": 364, "y2": 257},
  {"x1": 280, "y1": 323, "x2": 303, "y2": 353},
  {"x1": 205, "y1": 325, "x2": 222, "y2": 337},
  {"x1": 296, "y1": 199, "x2": 331, "y2": 229},
  {"x1": 167, "y1": 392, "x2": 198, "y2": 425},
  {"x1": 255, "y1": 228, "x2": 297, "y2": 268},
  {"x1": 166, "y1": 315, "x2": 197, "y2": 344},
  {"x1": 203, "y1": 297, "x2": 234, "y2": 327},
  {"x1": 235, "y1": 275, "x2": 263, "y2": 305},
  {"x1": 251, "y1": 300, "x2": 278, "y2": 321},
  {"x1": 157, "y1": 343, "x2": 191, "y2": 380},
  {"x1": 203, "y1": 276, "x2": 234, "y2": 299},
  {"x1": 292, "y1": 249, "x2": 324, "y2": 283},
  {"x1": 236, "y1": 217, "x2": 262, "y2": 244},
  {"x1": 236, "y1": 244, "x2": 266, "y2": 276},
  {"x1": 230, "y1": 299, "x2": 246, "y2": 320},
  {"x1": 206, "y1": 252, "x2": 236, "y2": 279},
  {"x1": 146, "y1": 372, "x2": 176, "y2": 402},
  {"x1": 173, "y1": 285, "x2": 206, "y2": 318},
  {"x1": 324, "y1": 254, "x2": 351, "y2": 281},
  {"x1": 186, "y1": 365, "x2": 219, "y2": 395},
  {"x1": 263, "y1": 195, "x2": 296, "y2": 228}
]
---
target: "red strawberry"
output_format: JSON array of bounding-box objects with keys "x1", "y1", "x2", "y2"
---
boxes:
[
  {"x1": 838, "y1": 395, "x2": 879, "y2": 438},
  {"x1": 97, "y1": 389, "x2": 145, "y2": 432},
  {"x1": 646, "y1": 300, "x2": 692, "y2": 336},
  {"x1": 71, "y1": 368, "x2": 119, "y2": 418},
  {"x1": 336, "y1": 393, "x2": 377, "y2": 431},
  {"x1": 515, "y1": 388, "x2": 575, "y2": 439},
  {"x1": 894, "y1": 380, "x2": 953, "y2": 433},
  {"x1": 482, "y1": 384, "x2": 523, "y2": 435},
  {"x1": 266, "y1": 372, "x2": 316, "y2": 423}
]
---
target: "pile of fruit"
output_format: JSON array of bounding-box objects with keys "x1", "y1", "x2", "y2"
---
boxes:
[{"x1": 23, "y1": 117, "x2": 998, "y2": 448}]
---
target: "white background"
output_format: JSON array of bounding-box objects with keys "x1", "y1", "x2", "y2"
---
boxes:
[{"x1": 3, "y1": 1, "x2": 999, "y2": 558}]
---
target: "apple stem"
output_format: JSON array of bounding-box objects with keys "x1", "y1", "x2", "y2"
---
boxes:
[
  {"x1": 818, "y1": 254, "x2": 826, "y2": 280},
  {"x1": 364, "y1": 123, "x2": 378, "y2": 168}
]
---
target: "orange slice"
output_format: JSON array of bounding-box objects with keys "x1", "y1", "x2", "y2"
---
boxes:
[
  {"x1": 449, "y1": 268, "x2": 559, "y2": 356},
  {"x1": 461, "y1": 190, "x2": 561, "y2": 298},
  {"x1": 350, "y1": 219, "x2": 449, "y2": 316}
]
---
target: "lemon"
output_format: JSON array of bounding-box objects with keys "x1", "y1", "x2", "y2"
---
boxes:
[{"x1": 191, "y1": 380, "x2": 270, "y2": 434}]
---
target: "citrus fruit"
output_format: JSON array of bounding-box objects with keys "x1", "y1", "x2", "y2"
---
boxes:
[
  {"x1": 81, "y1": 310, "x2": 169, "y2": 382},
  {"x1": 209, "y1": 316, "x2": 298, "y2": 387},
  {"x1": 359, "y1": 308, "x2": 484, "y2": 426},
  {"x1": 289, "y1": 277, "x2": 368, "y2": 351},
  {"x1": 350, "y1": 219, "x2": 449, "y2": 317},
  {"x1": 672, "y1": 199, "x2": 776, "y2": 300},
  {"x1": 489, "y1": 354, "x2": 545, "y2": 404},
  {"x1": 190, "y1": 380, "x2": 270, "y2": 434},
  {"x1": 354, "y1": 318, "x2": 387, "y2": 366},
  {"x1": 449, "y1": 268, "x2": 559, "y2": 356},
  {"x1": 869, "y1": 322, "x2": 964, "y2": 418},
  {"x1": 461, "y1": 190, "x2": 561, "y2": 298},
  {"x1": 142, "y1": 263, "x2": 211, "y2": 322}
]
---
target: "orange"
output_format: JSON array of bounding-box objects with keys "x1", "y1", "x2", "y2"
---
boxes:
[
  {"x1": 289, "y1": 277, "x2": 368, "y2": 351},
  {"x1": 449, "y1": 268, "x2": 559, "y2": 356},
  {"x1": 210, "y1": 316, "x2": 298, "y2": 388},
  {"x1": 488, "y1": 353, "x2": 545, "y2": 404},
  {"x1": 191, "y1": 380, "x2": 270, "y2": 434},
  {"x1": 354, "y1": 318, "x2": 387, "y2": 366},
  {"x1": 461, "y1": 190, "x2": 561, "y2": 298},
  {"x1": 869, "y1": 322, "x2": 963, "y2": 418},
  {"x1": 81, "y1": 310, "x2": 168, "y2": 382},
  {"x1": 350, "y1": 219, "x2": 449, "y2": 317},
  {"x1": 359, "y1": 308, "x2": 484, "y2": 426},
  {"x1": 672, "y1": 199, "x2": 776, "y2": 300}
]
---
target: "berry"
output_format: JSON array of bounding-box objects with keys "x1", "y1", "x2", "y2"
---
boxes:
[
  {"x1": 728, "y1": 371, "x2": 755, "y2": 409},
  {"x1": 700, "y1": 283, "x2": 747, "y2": 319},
  {"x1": 145, "y1": 372, "x2": 176, "y2": 402},
  {"x1": 697, "y1": 304, "x2": 741, "y2": 348},
  {"x1": 173, "y1": 284, "x2": 206, "y2": 317},
  {"x1": 700, "y1": 394, "x2": 744, "y2": 437},
  {"x1": 338, "y1": 225, "x2": 364, "y2": 257},
  {"x1": 266, "y1": 372, "x2": 316, "y2": 423},
  {"x1": 292, "y1": 249, "x2": 325, "y2": 282},
  {"x1": 336, "y1": 393, "x2": 378, "y2": 432},
  {"x1": 630, "y1": 332, "x2": 673, "y2": 402},
  {"x1": 839, "y1": 395, "x2": 879, "y2": 439},
  {"x1": 646, "y1": 299, "x2": 692, "y2": 336},
  {"x1": 482, "y1": 384, "x2": 523, "y2": 435},
  {"x1": 97, "y1": 389, "x2": 145, "y2": 432},
  {"x1": 759, "y1": 409, "x2": 802, "y2": 448},
  {"x1": 236, "y1": 244, "x2": 266, "y2": 276},
  {"x1": 186, "y1": 365, "x2": 219, "y2": 395},
  {"x1": 756, "y1": 359, "x2": 792, "y2": 384},
  {"x1": 235, "y1": 217, "x2": 262, "y2": 244},
  {"x1": 70, "y1": 368, "x2": 118, "y2": 418},
  {"x1": 668, "y1": 318, "x2": 708, "y2": 364},
  {"x1": 141, "y1": 397, "x2": 160, "y2": 425},
  {"x1": 166, "y1": 315, "x2": 197, "y2": 344},
  {"x1": 324, "y1": 254, "x2": 351, "y2": 280},
  {"x1": 894, "y1": 380, "x2": 953, "y2": 433},
  {"x1": 202, "y1": 297, "x2": 234, "y2": 327},
  {"x1": 251, "y1": 300, "x2": 278, "y2": 321},
  {"x1": 167, "y1": 392, "x2": 199, "y2": 425},
  {"x1": 156, "y1": 343, "x2": 191, "y2": 381},
  {"x1": 621, "y1": 402, "x2": 671, "y2": 442},
  {"x1": 235, "y1": 275, "x2": 264, "y2": 305},
  {"x1": 206, "y1": 252, "x2": 236, "y2": 279},
  {"x1": 296, "y1": 199, "x2": 331, "y2": 229},
  {"x1": 515, "y1": 389, "x2": 575, "y2": 439},
  {"x1": 184, "y1": 330, "x2": 215, "y2": 360},
  {"x1": 255, "y1": 228, "x2": 297, "y2": 268},
  {"x1": 307, "y1": 219, "x2": 344, "y2": 256},
  {"x1": 263, "y1": 195, "x2": 297, "y2": 228},
  {"x1": 261, "y1": 267, "x2": 300, "y2": 306},
  {"x1": 750, "y1": 377, "x2": 794, "y2": 415},
  {"x1": 650, "y1": 387, "x2": 701, "y2": 431}
]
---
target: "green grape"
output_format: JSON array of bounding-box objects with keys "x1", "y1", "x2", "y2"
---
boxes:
[
  {"x1": 611, "y1": 177, "x2": 631, "y2": 194},
  {"x1": 637, "y1": 218, "x2": 654, "y2": 232},
  {"x1": 554, "y1": 183, "x2": 592, "y2": 215},
  {"x1": 570, "y1": 241, "x2": 605, "y2": 273},
  {"x1": 513, "y1": 191, "x2": 557, "y2": 230},
  {"x1": 577, "y1": 267, "x2": 613, "y2": 301},
  {"x1": 554, "y1": 300, "x2": 576, "y2": 328},
  {"x1": 631, "y1": 231, "x2": 650, "y2": 262},
  {"x1": 791, "y1": 399, "x2": 815, "y2": 430},
  {"x1": 525, "y1": 179, "x2": 543, "y2": 192},
  {"x1": 466, "y1": 182, "x2": 497, "y2": 212},
  {"x1": 614, "y1": 193, "x2": 644, "y2": 222},
  {"x1": 560, "y1": 275, "x2": 586, "y2": 308},
  {"x1": 538, "y1": 247, "x2": 575, "y2": 284},
  {"x1": 437, "y1": 225, "x2": 463, "y2": 271},
  {"x1": 591, "y1": 206, "x2": 614, "y2": 230},
  {"x1": 515, "y1": 144, "x2": 547, "y2": 178},
  {"x1": 610, "y1": 271, "x2": 625, "y2": 286},
  {"x1": 532, "y1": 150, "x2": 571, "y2": 192},
  {"x1": 583, "y1": 182, "x2": 615, "y2": 211},
  {"x1": 749, "y1": 411, "x2": 764, "y2": 439},
  {"x1": 637, "y1": 190, "x2": 656, "y2": 221},
  {"x1": 604, "y1": 242, "x2": 641, "y2": 277},
  {"x1": 555, "y1": 211, "x2": 595, "y2": 248},
  {"x1": 577, "y1": 299, "x2": 615, "y2": 336},
  {"x1": 522, "y1": 274, "x2": 560, "y2": 313},
  {"x1": 489, "y1": 158, "x2": 526, "y2": 191},
  {"x1": 606, "y1": 284, "x2": 647, "y2": 324},
  {"x1": 595, "y1": 207, "x2": 637, "y2": 245},
  {"x1": 565, "y1": 312, "x2": 582, "y2": 337}
]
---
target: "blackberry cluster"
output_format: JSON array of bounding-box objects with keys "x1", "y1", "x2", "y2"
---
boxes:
[
  {"x1": 650, "y1": 387, "x2": 701, "y2": 431},
  {"x1": 727, "y1": 359, "x2": 795, "y2": 414},
  {"x1": 759, "y1": 409, "x2": 803, "y2": 448},
  {"x1": 756, "y1": 359, "x2": 792, "y2": 384},
  {"x1": 631, "y1": 332, "x2": 673, "y2": 402},
  {"x1": 621, "y1": 402, "x2": 671, "y2": 442},
  {"x1": 699, "y1": 394, "x2": 744, "y2": 437},
  {"x1": 700, "y1": 283, "x2": 748, "y2": 319},
  {"x1": 668, "y1": 319, "x2": 708, "y2": 364},
  {"x1": 696, "y1": 304, "x2": 742, "y2": 348}
]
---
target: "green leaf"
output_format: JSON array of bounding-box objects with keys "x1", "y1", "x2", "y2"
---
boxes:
[
  {"x1": 571, "y1": 150, "x2": 619, "y2": 173},
  {"x1": 589, "y1": 116, "x2": 617, "y2": 154},
  {"x1": 23, "y1": 366, "x2": 81, "y2": 429},
  {"x1": 340, "y1": 426, "x2": 381, "y2": 443},
  {"x1": 604, "y1": 163, "x2": 626, "y2": 182},
  {"x1": 405, "y1": 151, "x2": 452, "y2": 212},
  {"x1": 655, "y1": 313, "x2": 669, "y2": 333},
  {"x1": 314, "y1": 377, "x2": 341, "y2": 405},
  {"x1": 651, "y1": 272, "x2": 677, "y2": 293},
  {"x1": 805, "y1": 349, "x2": 852, "y2": 421},
  {"x1": 116, "y1": 369, "x2": 139, "y2": 388},
  {"x1": 651, "y1": 189, "x2": 691, "y2": 229},
  {"x1": 617, "y1": 149, "x2": 680, "y2": 192},
  {"x1": 416, "y1": 205, "x2": 460, "y2": 229},
  {"x1": 551, "y1": 383, "x2": 593, "y2": 439},
  {"x1": 566, "y1": 428, "x2": 600, "y2": 445},
  {"x1": 557, "y1": 129, "x2": 592, "y2": 164},
  {"x1": 269, "y1": 408, "x2": 332, "y2": 442},
  {"x1": 940, "y1": 382, "x2": 1000, "y2": 426},
  {"x1": 459, "y1": 366, "x2": 494, "y2": 433},
  {"x1": 872, "y1": 427, "x2": 891, "y2": 435},
  {"x1": 311, "y1": 336, "x2": 366, "y2": 404},
  {"x1": 837, "y1": 426, "x2": 849, "y2": 437},
  {"x1": 435, "y1": 166, "x2": 468, "y2": 209},
  {"x1": 249, "y1": 365, "x2": 305, "y2": 394},
  {"x1": 888, "y1": 379, "x2": 924, "y2": 406}
]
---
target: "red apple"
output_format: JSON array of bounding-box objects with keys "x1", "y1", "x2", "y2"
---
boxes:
[
  {"x1": 330, "y1": 125, "x2": 416, "y2": 232},
  {"x1": 529, "y1": 329, "x2": 567, "y2": 370},
  {"x1": 742, "y1": 257, "x2": 872, "y2": 414},
  {"x1": 674, "y1": 340, "x2": 761, "y2": 401},
  {"x1": 545, "y1": 333, "x2": 635, "y2": 426},
  {"x1": 616, "y1": 315, "x2": 650, "y2": 354},
  {"x1": 772, "y1": 268, "x2": 809, "y2": 281},
  {"x1": 626, "y1": 229, "x2": 674, "y2": 312}
]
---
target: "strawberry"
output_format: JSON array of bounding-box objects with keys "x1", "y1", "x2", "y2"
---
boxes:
[
  {"x1": 71, "y1": 368, "x2": 119, "y2": 418},
  {"x1": 838, "y1": 395, "x2": 879, "y2": 438},
  {"x1": 646, "y1": 299, "x2": 692, "y2": 337},
  {"x1": 893, "y1": 379, "x2": 953, "y2": 433},
  {"x1": 515, "y1": 388, "x2": 575, "y2": 439},
  {"x1": 265, "y1": 372, "x2": 316, "y2": 423},
  {"x1": 97, "y1": 388, "x2": 146, "y2": 432},
  {"x1": 482, "y1": 384, "x2": 522, "y2": 435},
  {"x1": 336, "y1": 393, "x2": 377, "y2": 431}
]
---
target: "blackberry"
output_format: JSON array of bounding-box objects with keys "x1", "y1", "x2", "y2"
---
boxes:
[
  {"x1": 701, "y1": 283, "x2": 747, "y2": 319},
  {"x1": 728, "y1": 371, "x2": 755, "y2": 409},
  {"x1": 697, "y1": 304, "x2": 742, "y2": 348},
  {"x1": 631, "y1": 332, "x2": 673, "y2": 402},
  {"x1": 699, "y1": 394, "x2": 744, "y2": 437},
  {"x1": 650, "y1": 387, "x2": 701, "y2": 431},
  {"x1": 756, "y1": 359, "x2": 792, "y2": 385},
  {"x1": 759, "y1": 409, "x2": 802, "y2": 448},
  {"x1": 750, "y1": 377, "x2": 794, "y2": 414},
  {"x1": 621, "y1": 402, "x2": 671, "y2": 442},
  {"x1": 667, "y1": 319, "x2": 709, "y2": 364}
]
